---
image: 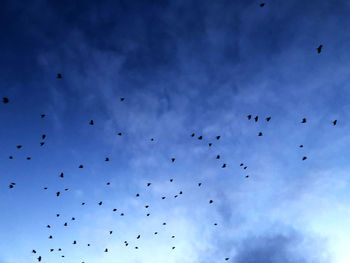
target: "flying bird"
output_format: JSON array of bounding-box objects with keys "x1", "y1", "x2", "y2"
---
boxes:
[
  {"x1": 317, "y1": 45, "x2": 323, "y2": 53},
  {"x1": 209, "y1": 143, "x2": 212, "y2": 147},
  {"x1": 198, "y1": 136, "x2": 202, "y2": 140},
  {"x1": 266, "y1": 117, "x2": 271, "y2": 121},
  {"x1": 216, "y1": 136, "x2": 221, "y2": 140},
  {"x1": 171, "y1": 158, "x2": 175, "y2": 162},
  {"x1": 333, "y1": 120, "x2": 337, "y2": 125},
  {"x1": 118, "y1": 132, "x2": 122, "y2": 136},
  {"x1": 247, "y1": 115, "x2": 252, "y2": 120},
  {"x1": 216, "y1": 155, "x2": 220, "y2": 159},
  {"x1": 258, "y1": 132, "x2": 263, "y2": 136},
  {"x1": 191, "y1": 133, "x2": 195, "y2": 137},
  {"x1": 120, "y1": 98, "x2": 125, "y2": 101},
  {"x1": 301, "y1": 118, "x2": 307, "y2": 123},
  {"x1": 89, "y1": 120, "x2": 94, "y2": 125},
  {"x1": 222, "y1": 163, "x2": 227, "y2": 168},
  {"x1": 3, "y1": 97, "x2": 9, "y2": 104},
  {"x1": 260, "y1": 3, "x2": 265, "y2": 7},
  {"x1": 79, "y1": 165, "x2": 83, "y2": 168},
  {"x1": 41, "y1": 114, "x2": 46, "y2": 118},
  {"x1": 302, "y1": 156, "x2": 307, "y2": 161},
  {"x1": 57, "y1": 73, "x2": 62, "y2": 78},
  {"x1": 255, "y1": 116, "x2": 258, "y2": 122}
]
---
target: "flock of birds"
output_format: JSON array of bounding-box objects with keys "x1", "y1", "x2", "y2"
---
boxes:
[{"x1": 1, "y1": 5, "x2": 331, "y2": 260}]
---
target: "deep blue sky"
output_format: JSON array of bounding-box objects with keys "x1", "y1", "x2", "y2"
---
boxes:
[{"x1": 1, "y1": 0, "x2": 350, "y2": 262}]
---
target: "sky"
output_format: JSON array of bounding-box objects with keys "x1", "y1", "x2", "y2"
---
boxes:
[{"x1": 1, "y1": 0, "x2": 350, "y2": 262}]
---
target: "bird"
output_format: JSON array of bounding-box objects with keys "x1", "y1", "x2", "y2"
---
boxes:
[
  {"x1": 171, "y1": 158, "x2": 175, "y2": 163},
  {"x1": 147, "y1": 213, "x2": 150, "y2": 216},
  {"x1": 136, "y1": 193, "x2": 140, "y2": 196},
  {"x1": 17, "y1": 145, "x2": 22, "y2": 149},
  {"x1": 301, "y1": 118, "x2": 307, "y2": 123},
  {"x1": 299, "y1": 145, "x2": 304, "y2": 148},
  {"x1": 255, "y1": 116, "x2": 258, "y2": 122},
  {"x1": 73, "y1": 240, "x2": 77, "y2": 244},
  {"x1": 145, "y1": 205, "x2": 149, "y2": 208},
  {"x1": 50, "y1": 249, "x2": 54, "y2": 252},
  {"x1": 98, "y1": 201, "x2": 103, "y2": 206},
  {"x1": 333, "y1": 120, "x2": 337, "y2": 125},
  {"x1": 60, "y1": 172, "x2": 64, "y2": 178},
  {"x1": 32, "y1": 250, "x2": 36, "y2": 253},
  {"x1": 137, "y1": 235, "x2": 140, "y2": 239},
  {"x1": 172, "y1": 235, "x2": 175, "y2": 238},
  {"x1": 198, "y1": 136, "x2": 203, "y2": 140},
  {"x1": 209, "y1": 200, "x2": 213, "y2": 204},
  {"x1": 222, "y1": 163, "x2": 227, "y2": 168},
  {"x1": 225, "y1": 258, "x2": 230, "y2": 261},
  {"x1": 147, "y1": 183, "x2": 151, "y2": 187},
  {"x1": 120, "y1": 213, "x2": 124, "y2": 216},
  {"x1": 40, "y1": 114, "x2": 46, "y2": 118},
  {"x1": 26, "y1": 157, "x2": 31, "y2": 160},
  {"x1": 3, "y1": 97, "x2": 9, "y2": 104},
  {"x1": 49, "y1": 235, "x2": 53, "y2": 239},
  {"x1": 109, "y1": 231, "x2": 113, "y2": 234},
  {"x1": 106, "y1": 182, "x2": 110, "y2": 185},
  {"x1": 56, "y1": 214, "x2": 60, "y2": 217},
  {"x1": 191, "y1": 133, "x2": 195, "y2": 137},
  {"x1": 266, "y1": 117, "x2": 271, "y2": 121},
  {"x1": 46, "y1": 225, "x2": 50, "y2": 228},
  {"x1": 302, "y1": 156, "x2": 307, "y2": 161},
  {"x1": 260, "y1": 3, "x2": 265, "y2": 7},
  {"x1": 179, "y1": 191, "x2": 183, "y2": 195},
  {"x1": 71, "y1": 217, "x2": 75, "y2": 220},
  {"x1": 150, "y1": 138, "x2": 154, "y2": 141},
  {"x1": 247, "y1": 115, "x2": 252, "y2": 120},
  {"x1": 258, "y1": 132, "x2": 263, "y2": 136},
  {"x1": 105, "y1": 157, "x2": 109, "y2": 162},
  {"x1": 56, "y1": 192, "x2": 60, "y2": 197},
  {"x1": 162, "y1": 197, "x2": 166, "y2": 200},
  {"x1": 244, "y1": 166, "x2": 247, "y2": 169},
  {"x1": 9, "y1": 156, "x2": 13, "y2": 159},
  {"x1": 209, "y1": 143, "x2": 212, "y2": 147},
  {"x1": 89, "y1": 120, "x2": 94, "y2": 125},
  {"x1": 40, "y1": 142, "x2": 45, "y2": 146},
  {"x1": 198, "y1": 183, "x2": 202, "y2": 186},
  {"x1": 246, "y1": 175, "x2": 249, "y2": 178},
  {"x1": 154, "y1": 232, "x2": 158, "y2": 235},
  {"x1": 172, "y1": 247, "x2": 175, "y2": 249},
  {"x1": 104, "y1": 248, "x2": 108, "y2": 252},
  {"x1": 37, "y1": 256, "x2": 41, "y2": 262},
  {"x1": 216, "y1": 155, "x2": 220, "y2": 159},
  {"x1": 174, "y1": 195, "x2": 178, "y2": 198},
  {"x1": 170, "y1": 179, "x2": 173, "y2": 182},
  {"x1": 163, "y1": 222, "x2": 166, "y2": 225},
  {"x1": 240, "y1": 163, "x2": 243, "y2": 166},
  {"x1": 118, "y1": 132, "x2": 122, "y2": 136},
  {"x1": 317, "y1": 45, "x2": 323, "y2": 54},
  {"x1": 64, "y1": 223, "x2": 67, "y2": 226},
  {"x1": 57, "y1": 73, "x2": 62, "y2": 78},
  {"x1": 79, "y1": 165, "x2": 83, "y2": 168},
  {"x1": 113, "y1": 208, "x2": 117, "y2": 211},
  {"x1": 120, "y1": 98, "x2": 125, "y2": 102},
  {"x1": 42, "y1": 134, "x2": 46, "y2": 139},
  {"x1": 216, "y1": 136, "x2": 220, "y2": 140}
]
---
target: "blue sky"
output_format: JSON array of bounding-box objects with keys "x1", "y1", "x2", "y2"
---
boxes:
[{"x1": 1, "y1": 0, "x2": 350, "y2": 262}]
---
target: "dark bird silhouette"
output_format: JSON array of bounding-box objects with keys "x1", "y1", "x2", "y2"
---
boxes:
[
  {"x1": 198, "y1": 136, "x2": 202, "y2": 140},
  {"x1": 179, "y1": 191, "x2": 183, "y2": 195},
  {"x1": 64, "y1": 223, "x2": 67, "y2": 226},
  {"x1": 37, "y1": 256, "x2": 41, "y2": 262},
  {"x1": 71, "y1": 217, "x2": 75, "y2": 220},
  {"x1": 56, "y1": 214, "x2": 60, "y2": 217},
  {"x1": 222, "y1": 163, "x2": 227, "y2": 168},
  {"x1": 118, "y1": 132, "x2": 122, "y2": 136},
  {"x1": 198, "y1": 183, "x2": 202, "y2": 186},
  {"x1": 225, "y1": 258, "x2": 230, "y2": 261},
  {"x1": 113, "y1": 208, "x2": 117, "y2": 211},
  {"x1": 300, "y1": 145, "x2": 304, "y2": 148},
  {"x1": 145, "y1": 205, "x2": 149, "y2": 208},
  {"x1": 136, "y1": 193, "x2": 140, "y2": 197},
  {"x1": 209, "y1": 143, "x2": 212, "y2": 147},
  {"x1": 162, "y1": 197, "x2": 166, "y2": 200},
  {"x1": 9, "y1": 156, "x2": 13, "y2": 159},
  {"x1": 255, "y1": 116, "x2": 258, "y2": 122},
  {"x1": 47, "y1": 225, "x2": 50, "y2": 228},
  {"x1": 258, "y1": 132, "x2": 263, "y2": 136},
  {"x1": 154, "y1": 232, "x2": 158, "y2": 235},
  {"x1": 9, "y1": 184, "x2": 14, "y2": 189},
  {"x1": 247, "y1": 115, "x2": 252, "y2": 120},
  {"x1": 41, "y1": 114, "x2": 46, "y2": 118},
  {"x1": 333, "y1": 120, "x2": 337, "y2": 126},
  {"x1": 50, "y1": 249, "x2": 54, "y2": 252},
  {"x1": 49, "y1": 235, "x2": 53, "y2": 239},
  {"x1": 105, "y1": 157, "x2": 109, "y2": 162},
  {"x1": 163, "y1": 222, "x2": 166, "y2": 225},
  {"x1": 17, "y1": 145, "x2": 22, "y2": 149},
  {"x1": 137, "y1": 235, "x2": 140, "y2": 239},
  {"x1": 106, "y1": 182, "x2": 110, "y2": 185},
  {"x1": 89, "y1": 120, "x2": 94, "y2": 125},
  {"x1": 147, "y1": 213, "x2": 150, "y2": 216},
  {"x1": 44, "y1": 187, "x2": 48, "y2": 190},
  {"x1": 317, "y1": 45, "x2": 323, "y2": 54},
  {"x1": 120, "y1": 98, "x2": 125, "y2": 102},
  {"x1": 42, "y1": 134, "x2": 46, "y2": 140},
  {"x1": 73, "y1": 240, "x2": 77, "y2": 244},
  {"x1": 3, "y1": 97, "x2": 9, "y2": 104},
  {"x1": 120, "y1": 213, "x2": 124, "y2": 216},
  {"x1": 171, "y1": 158, "x2": 175, "y2": 163},
  {"x1": 266, "y1": 117, "x2": 271, "y2": 121},
  {"x1": 56, "y1": 192, "x2": 60, "y2": 197},
  {"x1": 216, "y1": 136, "x2": 220, "y2": 140},
  {"x1": 32, "y1": 250, "x2": 36, "y2": 253},
  {"x1": 301, "y1": 118, "x2": 307, "y2": 123},
  {"x1": 27, "y1": 157, "x2": 31, "y2": 160},
  {"x1": 172, "y1": 235, "x2": 175, "y2": 238},
  {"x1": 191, "y1": 133, "x2": 195, "y2": 137},
  {"x1": 82, "y1": 202, "x2": 85, "y2": 205},
  {"x1": 40, "y1": 142, "x2": 45, "y2": 146},
  {"x1": 64, "y1": 188, "x2": 69, "y2": 191},
  {"x1": 98, "y1": 201, "x2": 103, "y2": 206},
  {"x1": 147, "y1": 183, "x2": 151, "y2": 187},
  {"x1": 109, "y1": 231, "x2": 113, "y2": 234},
  {"x1": 151, "y1": 138, "x2": 154, "y2": 141},
  {"x1": 174, "y1": 195, "x2": 178, "y2": 198},
  {"x1": 172, "y1": 247, "x2": 175, "y2": 249},
  {"x1": 105, "y1": 248, "x2": 108, "y2": 252},
  {"x1": 170, "y1": 179, "x2": 173, "y2": 182},
  {"x1": 57, "y1": 73, "x2": 62, "y2": 78},
  {"x1": 302, "y1": 156, "x2": 307, "y2": 161},
  {"x1": 216, "y1": 155, "x2": 220, "y2": 159},
  {"x1": 260, "y1": 3, "x2": 265, "y2": 7},
  {"x1": 60, "y1": 172, "x2": 64, "y2": 178},
  {"x1": 79, "y1": 165, "x2": 83, "y2": 168},
  {"x1": 246, "y1": 175, "x2": 249, "y2": 178},
  {"x1": 209, "y1": 200, "x2": 213, "y2": 204},
  {"x1": 240, "y1": 163, "x2": 243, "y2": 166}
]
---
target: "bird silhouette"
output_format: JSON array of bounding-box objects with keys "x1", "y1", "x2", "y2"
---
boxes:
[
  {"x1": 171, "y1": 158, "x2": 175, "y2": 162},
  {"x1": 255, "y1": 116, "x2": 258, "y2": 122},
  {"x1": 317, "y1": 45, "x2": 323, "y2": 53},
  {"x1": 57, "y1": 73, "x2": 62, "y2": 78},
  {"x1": 258, "y1": 132, "x2": 263, "y2": 136},
  {"x1": 198, "y1": 136, "x2": 202, "y2": 140},
  {"x1": 216, "y1": 136, "x2": 221, "y2": 140},
  {"x1": 302, "y1": 156, "x2": 307, "y2": 161},
  {"x1": 333, "y1": 120, "x2": 337, "y2": 125},
  {"x1": 266, "y1": 117, "x2": 271, "y2": 121},
  {"x1": 89, "y1": 120, "x2": 94, "y2": 125},
  {"x1": 191, "y1": 133, "x2": 195, "y2": 137},
  {"x1": 301, "y1": 118, "x2": 307, "y2": 123},
  {"x1": 2, "y1": 97, "x2": 9, "y2": 103},
  {"x1": 120, "y1": 98, "x2": 125, "y2": 101},
  {"x1": 40, "y1": 114, "x2": 46, "y2": 118},
  {"x1": 247, "y1": 115, "x2": 252, "y2": 120}
]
